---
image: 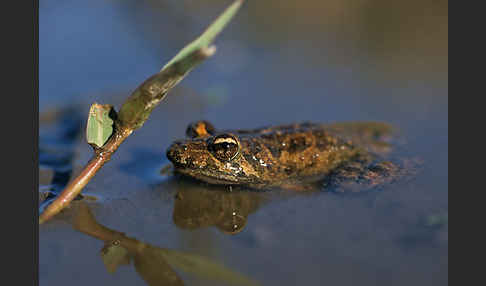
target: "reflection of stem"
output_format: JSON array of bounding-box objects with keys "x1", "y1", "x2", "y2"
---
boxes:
[
  {"x1": 73, "y1": 202, "x2": 259, "y2": 286},
  {"x1": 39, "y1": 127, "x2": 133, "y2": 224},
  {"x1": 72, "y1": 203, "x2": 147, "y2": 257},
  {"x1": 72, "y1": 203, "x2": 184, "y2": 286}
]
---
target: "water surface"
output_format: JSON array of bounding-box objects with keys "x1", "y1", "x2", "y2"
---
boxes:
[{"x1": 40, "y1": 0, "x2": 448, "y2": 285}]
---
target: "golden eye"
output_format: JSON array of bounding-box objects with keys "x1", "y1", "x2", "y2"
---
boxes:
[
  {"x1": 208, "y1": 134, "x2": 240, "y2": 161},
  {"x1": 186, "y1": 120, "x2": 215, "y2": 138}
]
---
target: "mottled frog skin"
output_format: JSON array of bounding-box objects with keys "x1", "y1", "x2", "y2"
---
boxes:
[{"x1": 166, "y1": 120, "x2": 407, "y2": 191}]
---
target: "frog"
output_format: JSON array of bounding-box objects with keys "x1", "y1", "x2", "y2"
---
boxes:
[{"x1": 166, "y1": 120, "x2": 418, "y2": 192}]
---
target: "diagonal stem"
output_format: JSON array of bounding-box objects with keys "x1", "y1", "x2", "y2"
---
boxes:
[
  {"x1": 39, "y1": 126, "x2": 132, "y2": 224},
  {"x1": 39, "y1": 0, "x2": 243, "y2": 224}
]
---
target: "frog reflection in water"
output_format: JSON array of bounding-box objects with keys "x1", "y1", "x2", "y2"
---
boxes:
[
  {"x1": 172, "y1": 180, "x2": 271, "y2": 234},
  {"x1": 167, "y1": 121, "x2": 414, "y2": 192},
  {"x1": 70, "y1": 202, "x2": 259, "y2": 286}
]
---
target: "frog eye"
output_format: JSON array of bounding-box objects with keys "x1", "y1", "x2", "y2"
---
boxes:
[
  {"x1": 186, "y1": 120, "x2": 215, "y2": 138},
  {"x1": 208, "y1": 134, "x2": 240, "y2": 161}
]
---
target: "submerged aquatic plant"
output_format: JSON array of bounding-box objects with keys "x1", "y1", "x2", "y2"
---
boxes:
[{"x1": 39, "y1": 0, "x2": 245, "y2": 224}]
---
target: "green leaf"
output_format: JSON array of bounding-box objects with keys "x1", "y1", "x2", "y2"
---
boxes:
[
  {"x1": 118, "y1": 0, "x2": 243, "y2": 130},
  {"x1": 162, "y1": 0, "x2": 244, "y2": 72},
  {"x1": 86, "y1": 103, "x2": 115, "y2": 147}
]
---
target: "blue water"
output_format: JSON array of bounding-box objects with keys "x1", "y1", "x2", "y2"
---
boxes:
[{"x1": 39, "y1": 0, "x2": 448, "y2": 285}]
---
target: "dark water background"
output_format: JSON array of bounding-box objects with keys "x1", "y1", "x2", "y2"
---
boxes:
[{"x1": 39, "y1": 0, "x2": 448, "y2": 285}]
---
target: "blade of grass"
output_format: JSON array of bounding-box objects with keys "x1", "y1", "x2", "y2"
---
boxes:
[
  {"x1": 161, "y1": 0, "x2": 244, "y2": 71},
  {"x1": 118, "y1": 0, "x2": 244, "y2": 130}
]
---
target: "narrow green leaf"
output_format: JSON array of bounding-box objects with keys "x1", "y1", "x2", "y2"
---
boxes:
[
  {"x1": 118, "y1": 0, "x2": 243, "y2": 130},
  {"x1": 162, "y1": 0, "x2": 243, "y2": 71},
  {"x1": 86, "y1": 103, "x2": 115, "y2": 147}
]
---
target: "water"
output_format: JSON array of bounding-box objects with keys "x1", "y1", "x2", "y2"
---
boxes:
[{"x1": 39, "y1": 0, "x2": 448, "y2": 285}]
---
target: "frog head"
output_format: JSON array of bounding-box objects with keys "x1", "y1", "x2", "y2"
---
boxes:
[{"x1": 166, "y1": 121, "x2": 258, "y2": 185}]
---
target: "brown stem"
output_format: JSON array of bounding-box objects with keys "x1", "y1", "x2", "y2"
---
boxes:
[{"x1": 39, "y1": 125, "x2": 133, "y2": 224}]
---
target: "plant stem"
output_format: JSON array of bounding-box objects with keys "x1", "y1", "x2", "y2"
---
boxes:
[
  {"x1": 39, "y1": 47, "x2": 215, "y2": 224},
  {"x1": 39, "y1": 126, "x2": 132, "y2": 224},
  {"x1": 39, "y1": 0, "x2": 243, "y2": 224}
]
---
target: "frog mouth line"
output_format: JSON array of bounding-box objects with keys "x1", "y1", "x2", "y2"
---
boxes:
[{"x1": 173, "y1": 167, "x2": 242, "y2": 185}]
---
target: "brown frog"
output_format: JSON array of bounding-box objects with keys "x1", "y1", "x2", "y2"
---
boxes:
[{"x1": 166, "y1": 120, "x2": 415, "y2": 191}]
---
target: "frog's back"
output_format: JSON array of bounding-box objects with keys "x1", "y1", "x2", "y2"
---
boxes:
[{"x1": 225, "y1": 122, "x2": 371, "y2": 188}]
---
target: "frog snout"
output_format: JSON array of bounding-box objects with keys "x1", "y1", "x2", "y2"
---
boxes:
[
  {"x1": 167, "y1": 142, "x2": 197, "y2": 169},
  {"x1": 166, "y1": 142, "x2": 186, "y2": 164}
]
